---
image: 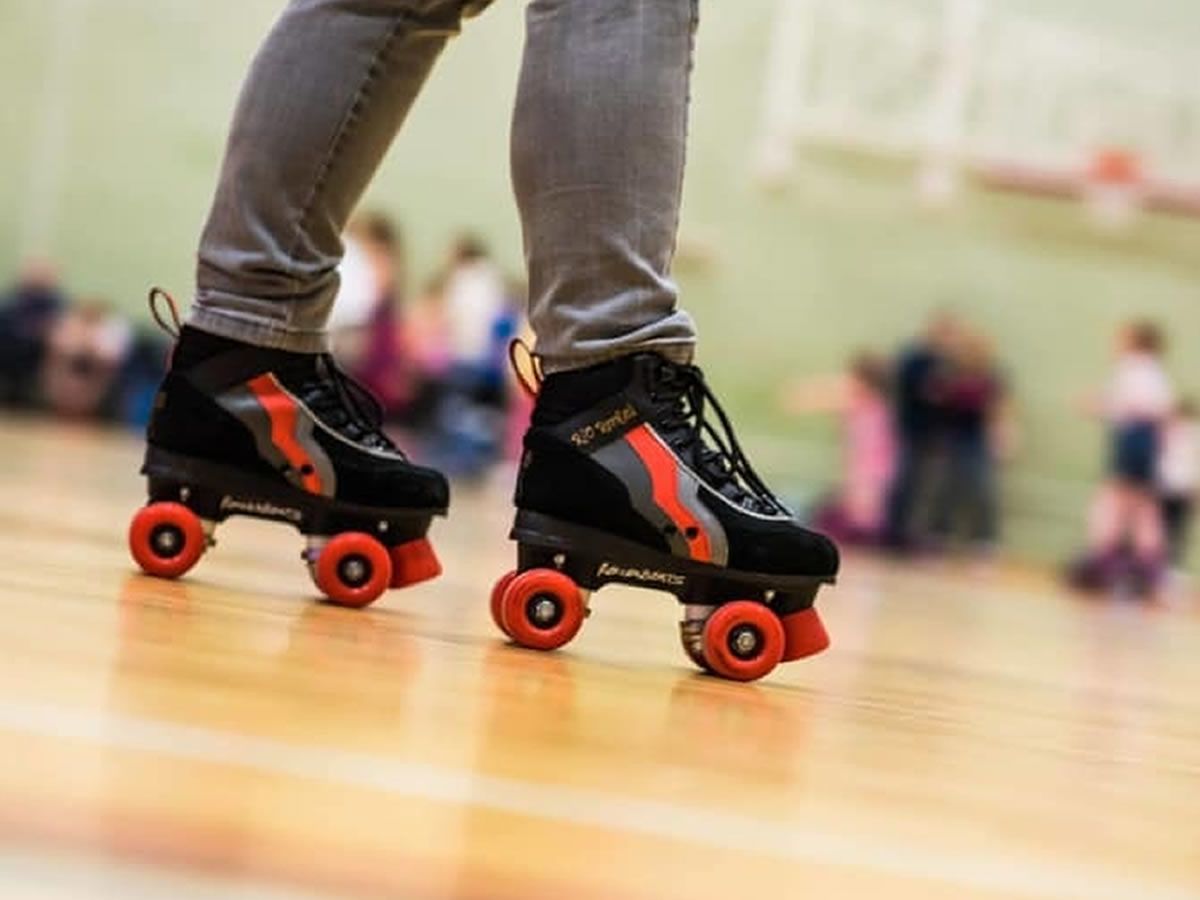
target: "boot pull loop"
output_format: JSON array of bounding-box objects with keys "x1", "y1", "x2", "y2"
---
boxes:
[
  {"x1": 508, "y1": 337, "x2": 544, "y2": 400},
  {"x1": 148, "y1": 287, "x2": 183, "y2": 339}
]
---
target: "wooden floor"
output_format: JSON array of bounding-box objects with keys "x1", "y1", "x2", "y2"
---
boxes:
[{"x1": 0, "y1": 417, "x2": 1197, "y2": 900}]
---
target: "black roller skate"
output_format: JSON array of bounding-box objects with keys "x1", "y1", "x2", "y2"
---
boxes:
[
  {"x1": 491, "y1": 351, "x2": 838, "y2": 682},
  {"x1": 128, "y1": 290, "x2": 448, "y2": 607}
]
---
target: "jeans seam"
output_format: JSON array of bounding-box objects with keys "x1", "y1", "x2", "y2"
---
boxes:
[
  {"x1": 665, "y1": 0, "x2": 699, "y2": 271},
  {"x1": 281, "y1": 12, "x2": 409, "y2": 321}
]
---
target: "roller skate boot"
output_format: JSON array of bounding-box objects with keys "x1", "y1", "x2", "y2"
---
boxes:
[
  {"x1": 492, "y1": 351, "x2": 838, "y2": 682},
  {"x1": 128, "y1": 290, "x2": 447, "y2": 607}
]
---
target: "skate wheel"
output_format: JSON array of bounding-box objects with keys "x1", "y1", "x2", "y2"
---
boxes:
[
  {"x1": 389, "y1": 538, "x2": 442, "y2": 589},
  {"x1": 498, "y1": 569, "x2": 585, "y2": 651},
  {"x1": 129, "y1": 502, "x2": 206, "y2": 579},
  {"x1": 678, "y1": 618, "x2": 716, "y2": 674},
  {"x1": 682, "y1": 642, "x2": 716, "y2": 675},
  {"x1": 490, "y1": 570, "x2": 518, "y2": 638},
  {"x1": 314, "y1": 532, "x2": 392, "y2": 608},
  {"x1": 779, "y1": 607, "x2": 830, "y2": 661},
  {"x1": 702, "y1": 601, "x2": 785, "y2": 682}
]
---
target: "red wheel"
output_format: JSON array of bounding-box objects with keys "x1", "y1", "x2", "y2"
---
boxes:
[
  {"x1": 490, "y1": 570, "x2": 518, "y2": 637},
  {"x1": 702, "y1": 601, "x2": 785, "y2": 682},
  {"x1": 314, "y1": 532, "x2": 392, "y2": 608},
  {"x1": 128, "y1": 502, "x2": 206, "y2": 579},
  {"x1": 498, "y1": 569, "x2": 585, "y2": 651}
]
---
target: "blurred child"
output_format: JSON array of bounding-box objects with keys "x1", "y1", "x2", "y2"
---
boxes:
[
  {"x1": 882, "y1": 310, "x2": 962, "y2": 550},
  {"x1": 928, "y1": 329, "x2": 1010, "y2": 553},
  {"x1": 443, "y1": 233, "x2": 507, "y2": 370},
  {"x1": 407, "y1": 273, "x2": 452, "y2": 382},
  {"x1": 1159, "y1": 397, "x2": 1198, "y2": 573},
  {"x1": 38, "y1": 299, "x2": 132, "y2": 419},
  {"x1": 419, "y1": 236, "x2": 522, "y2": 478},
  {"x1": 334, "y1": 213, "x2": 413, "y2": 416},
  {"x1": 1070, "y1": 321, "x2": 1174, "y2": 595},
  {"x1": 352, "y1": 214, "x2": 410, "y2": 414},
  {"x1": 785, "y1": 352, "x2": 895, "y2": 544},
  {"x1": 0, "y1": 259, "x2": 65, "y2": 408},
  {"x1": 392, "y1": 273, "x2": 453, "y2": 430}
]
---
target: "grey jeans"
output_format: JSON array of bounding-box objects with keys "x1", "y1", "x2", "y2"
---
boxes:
[{"x1": 190, "y1": 0, "x2": 698, "y2": 373}]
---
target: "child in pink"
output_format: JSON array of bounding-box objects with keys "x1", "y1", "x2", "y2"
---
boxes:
[{"x1": 786, "y1": 354, "x2": 896, "y2": 543}]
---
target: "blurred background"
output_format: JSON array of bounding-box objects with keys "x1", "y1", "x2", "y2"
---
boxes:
[{"x1": 1, "y1": 0, "x2": 1197, "y2": 579}]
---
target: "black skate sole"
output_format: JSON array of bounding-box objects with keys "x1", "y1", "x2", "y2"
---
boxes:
[
  {"x1": 511, "y1": 510, "x2": 834, "y2": 615},
  {"x1": 142, "y1": 446, "x2": 444, "y2": 545}
]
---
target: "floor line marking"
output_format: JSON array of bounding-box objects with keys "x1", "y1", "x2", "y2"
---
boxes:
[{"x1": 0, "y1": 701, "x2": 1188, "y2": 900}]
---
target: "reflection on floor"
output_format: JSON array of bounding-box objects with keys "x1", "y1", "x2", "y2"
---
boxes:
[{"x1": 0, "y1": 419, "x2": 1196, "y2": 899}]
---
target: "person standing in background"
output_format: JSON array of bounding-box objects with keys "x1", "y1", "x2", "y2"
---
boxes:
[
  {"x1": 341, "y1": 214, "x2": 413, "y2": 417},
  {"x1": 882, "y1": 311, "x2": 961, "y2": 551},
  {"x1": 1070, "y1": 321, "x2": 1174, "y2": 596},
  {"x1": 427, "y1": 234, "x2": 516, "y2": 476},
  {"x1": 0, "y1": 259, "x2": 66, "y2": 408},
  {"x1": 442, "y1": 234, "x2": 508, "y2": 372},
  {"x1": 39, "y1": 300, "x2": 133, "y2": 419},
  {"x1": 928, "y1": 329, "x2": 1011, "y2": 555}
]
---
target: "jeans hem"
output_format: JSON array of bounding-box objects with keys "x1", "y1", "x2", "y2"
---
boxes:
[
  {"x1": 538, "y1": 338, "x2": 696, "y2": 375},
  {"x1": 187, "y1": 308, "x2": 329, "y2": 354}
]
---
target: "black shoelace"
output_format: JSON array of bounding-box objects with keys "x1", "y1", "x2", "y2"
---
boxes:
[
  {"x1": 145, "y1": 287, "x2": 400, "y2": 455},
  {"x1": 297, "y1": 355, "x2": 400, "y2": 454},
  {"x1": 649, "y1": 361, "x2": 788, "y2": 516}
]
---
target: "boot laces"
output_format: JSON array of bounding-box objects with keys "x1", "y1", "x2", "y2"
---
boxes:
[
  {"x1": 650, "y1": 360, "x2": 787, "y2": 516},
  {"x1": 145, "y1": 287, "x2": 398, "y2": 454},
  {"x1": 298, "y1": 355, "x2": 400, "y2": 455}
]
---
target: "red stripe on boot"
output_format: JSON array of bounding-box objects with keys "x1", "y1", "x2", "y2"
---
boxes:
[
  {"x1": 246, "y1": 374, "x2": 324, "y2": 494},
  {"x1": 625, "y1": 424, "x2": 713, "y2": 562}
]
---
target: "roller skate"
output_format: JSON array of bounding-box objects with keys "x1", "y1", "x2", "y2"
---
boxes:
[
  {"x1": 128, "y1": 290, "x2": 448, "y2": 607},
  {"x1": 491, "y1": 351, "x2": 838, "y2": 682}
]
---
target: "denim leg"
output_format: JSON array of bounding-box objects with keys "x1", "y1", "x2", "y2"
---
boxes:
[
  {"x1": 191, "y1": 0, "x2": 489, "y2": 352},
  {"x1": 512, "y1": 0, "x2": 700, "y2": 373}
]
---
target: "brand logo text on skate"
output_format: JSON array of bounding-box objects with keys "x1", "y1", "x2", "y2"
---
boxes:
[
  {"x1": 597, "y1": 561, "x2": 685, "y2": 587},
  {"x1": 220, "y1": 496, "x2": 302, "y2": 524},
  {"x1": 571, "y1": 403, "x2": 638, "y2": 448}
]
